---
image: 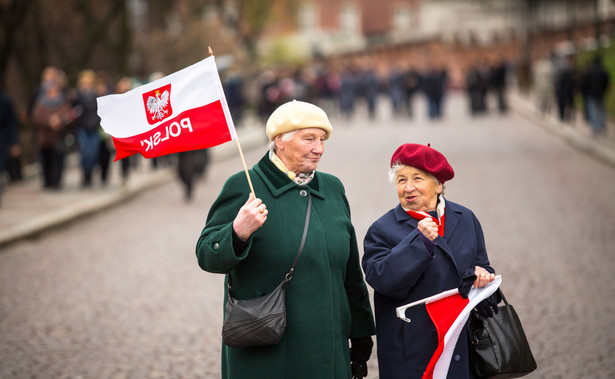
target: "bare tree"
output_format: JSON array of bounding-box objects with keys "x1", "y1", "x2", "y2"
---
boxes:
[
  {"x1": 0, "y1": 0, "x2": 34, "y2": 90},
  {"x1": 211, "y1": 0, "x2": 299, "y2": 60},
  {"x1": 2, "y1": 0, "x2": 129, "y2": 114}
]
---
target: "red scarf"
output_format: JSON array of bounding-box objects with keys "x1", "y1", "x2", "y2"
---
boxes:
[{"x1": 405, "y1": 195, "x2": 446, "y2": 237}]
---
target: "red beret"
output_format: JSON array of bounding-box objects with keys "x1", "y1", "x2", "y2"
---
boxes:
[{"x1": 390, "y1": 143, "x2": 455, "y2": 183}]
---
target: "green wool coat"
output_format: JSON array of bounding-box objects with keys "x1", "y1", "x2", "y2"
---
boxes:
[{"x1": 196, "y1": 153, "x2": 376, "y2": 379}]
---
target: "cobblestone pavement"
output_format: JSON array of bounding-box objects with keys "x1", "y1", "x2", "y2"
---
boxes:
[{"x1": 1, "y1": 93, "x2": 614, "y2": 378}]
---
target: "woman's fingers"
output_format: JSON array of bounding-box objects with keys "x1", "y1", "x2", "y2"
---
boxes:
[{"x1": 473, "y1": 268, "x2": 496, "y2": 287}]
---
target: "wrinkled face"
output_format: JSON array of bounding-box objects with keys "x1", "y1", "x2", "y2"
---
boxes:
[
  {"x1": 396, "y1": 166, "x2": 442, "y2": 212},
  {"x1": 275, "y1": 128, "x2": 326, "y2": 174}
]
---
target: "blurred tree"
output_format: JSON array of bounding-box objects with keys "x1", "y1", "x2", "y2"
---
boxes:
[
  {"x1": 1, "y1": 0, "x2": 129, "y2": 114},
  {"x1": 2, "y1": 0, "x2": 302, "y2": 110},
  {"x1": 129, "y1": 0, "x2": 298, "y2": 81},
  {"x1": 0, "y1": 0, "x2": 33, "y2": 91},
  {"x1": 211, "y1": 0, "x2": 299, "y2": 61}
]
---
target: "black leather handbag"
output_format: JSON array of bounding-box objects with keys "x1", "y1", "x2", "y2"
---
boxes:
[
  {"x1": 221, "y1": 194, "x2": 311, "y2": 348},
  {"x1": 467, "y1": 290, "x2": 537, "y2": 378}
]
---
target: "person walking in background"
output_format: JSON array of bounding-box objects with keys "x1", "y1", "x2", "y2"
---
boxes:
[
  {"x1": 30, "y1": 68, "x2": 76, "y2": 190},
  {"x1": 362, "y1": 143, "x2": 499, "y2": 379},
  {"x1": 532, "y1": 53, "x2": 556, "y2": 116},
  {"x1": 489, "y1": 56, "x2": 509, "y2": 114},
  {"x1": 465, "y1": 62, "x2": 488, "y2": 117},
  {"x1": 361, "y1": 63, "x2": 380, "y2": 120},
  {"x1": 2, "y1": 91, "x2": 23, "y2": 184},
  {"x1": 387, "y1": 65, "x2": 406, "y2": 118},
  {"x1": 222, "y1": 68, "x2": 246, "y2": 126},
  {"x1": 339, "y1": 65, "x2": 358, "y2": 119},
  {"x1": 177, "y1": 150, "x2": 197, "y2": 202},
  {"x1": 321, "y1": 64, "x2": 342, "y2": 117},
  {"x1": 73, "y1": 70, "x2": 102, "y2": 187},
  {"x1": 554, "y1": 55, "x2": 578, "y2": 123},
  {"x1": 177, "y1": 149, "x2": 209, "y2": 202},
  {"x1": 582, "y1": 55, "x2": 610, "y2": 136},
  {"x1": 423, "y1": 65, "x2": 448, "y2": 120},
  {"x1": 196, "y1": 100, "x2": 376, "y2": 378},
  {"x1": 402, "y1": 65, "x2": 421, "y2": 119},
  {"x1": 0, "y1": 91, "x2": 21, "y2": 206},
  {"x1": 258, "y1": 70, "x2": 280, "y2": 122}
]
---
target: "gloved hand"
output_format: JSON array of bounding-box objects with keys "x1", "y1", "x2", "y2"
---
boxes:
[
  {"x1": 475, "y1": 290, "x2": 502, "y2": 318},
  {"x1": 350, "y1": 336, "x2": 373, "y2": 379}
]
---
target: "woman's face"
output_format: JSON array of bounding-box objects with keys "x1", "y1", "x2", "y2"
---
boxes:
[
  {"x1": 396, "y1": 165, "x2": 442, "y2": 212},
  {"x1": 275, "y1": 128, "x2": 326, "y2": 173}
]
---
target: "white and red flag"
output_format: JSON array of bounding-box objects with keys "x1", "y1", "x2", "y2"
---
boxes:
[
  {"x1": 96, "y1": 56, "x2": 236, "y2": 161},
  {"x1": 396, "y1": 275, "x2": 502, "y2": 379}
]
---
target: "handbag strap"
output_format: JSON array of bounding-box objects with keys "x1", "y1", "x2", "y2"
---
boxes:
[
  {"x1": 284, "y1": 193, "x2": 312, "y2": 283},
  {"x1": 228, "y1": 193, "x2": 312, "y2": 290},
  {"x1": 499, "y1": 289, "x2": 508, "y2": 306}
]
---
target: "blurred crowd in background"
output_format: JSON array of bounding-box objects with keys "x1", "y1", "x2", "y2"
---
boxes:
[
  {"x1": 0, "y1": 50, "x2": 611, "y2": 205},
  {"x1": 531, "y1": 53, "x2": 610, "y2": 136}
]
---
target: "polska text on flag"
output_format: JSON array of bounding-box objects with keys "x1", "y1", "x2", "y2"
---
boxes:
[
  {"x1": 396, "y1": 276, "x2": 502, "y2": 379},
  {"x1": 96, "y1": 56, "x2": 236, "y2": 161}
]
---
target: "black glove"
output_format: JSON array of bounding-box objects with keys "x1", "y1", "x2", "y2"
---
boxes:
[
  {"x1": 350, "y1": 336, "x2": 373, "y2": 379},
  {"x1": 475, "y1": 290, "x2": 502, "y2": 318}
]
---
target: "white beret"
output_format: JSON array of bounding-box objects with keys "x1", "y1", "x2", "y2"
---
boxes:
[{"x1": 265, "y1": 100, "x2": 332, "y2": 141}]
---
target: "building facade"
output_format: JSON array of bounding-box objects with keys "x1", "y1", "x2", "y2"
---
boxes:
[{"x1": 257, "y1": 0, "x2": 614, "y2": 86}]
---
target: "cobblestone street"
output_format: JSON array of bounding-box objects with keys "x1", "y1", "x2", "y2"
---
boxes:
[{"x1": 1, "y1": 94, "x2": 615, "y2": 378}]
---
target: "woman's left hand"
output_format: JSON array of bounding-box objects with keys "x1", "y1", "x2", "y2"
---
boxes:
[{"x1": 473, "y1": 266, "x2": 495, "y2": 288}]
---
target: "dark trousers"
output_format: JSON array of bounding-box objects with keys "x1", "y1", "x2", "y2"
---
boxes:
[
  {"x1": 39, "y1": 147, "x2": 65, "y2": 189},
  {"x1": 99, "y1": 139, "x2": 111, "y2": 184},
  {"x1": 177, "y1": 149, "x2": 209, "y2": 201}
]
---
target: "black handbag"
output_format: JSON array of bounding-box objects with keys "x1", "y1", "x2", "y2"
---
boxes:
[
  {"x1": 467, "y1": 290, "x2": 537, "y2": 378},
  {"x1": 221, "y1": 194, "x2": 311, "y2": 348}
]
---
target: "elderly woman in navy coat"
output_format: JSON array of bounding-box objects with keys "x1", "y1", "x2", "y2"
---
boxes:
[{"x1": 362, "y1": 143, "x2": 499, "y2": 379}]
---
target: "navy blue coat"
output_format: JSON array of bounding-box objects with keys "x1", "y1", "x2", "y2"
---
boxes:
[{"x1": 362, "y1": 200, "x2": 494, "y2": 379}]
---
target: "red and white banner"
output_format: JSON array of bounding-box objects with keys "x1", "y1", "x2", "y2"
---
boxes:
[
  {"x1": 96, "y1": 56, "x2": 236, "y2": 161},
  {"x1": 396, "y1": 276, "x2": 502, "y2": 379}
]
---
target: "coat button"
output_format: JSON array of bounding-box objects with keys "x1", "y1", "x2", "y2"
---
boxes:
[
  {"x1": 213, "y1": 243, "x2": 219, "y2": 250},
  {"x1": 299, "y1": 190, "x2": 307, "y2": 197},
  {"x1": 453, "y1": 354, "x2": 461, "y2": 361}
]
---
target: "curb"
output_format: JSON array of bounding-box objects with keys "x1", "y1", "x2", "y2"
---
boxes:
[
  {"x1": 0, "y1": 125, "x2": 267, "y2": 247},
  {"x1": 0, "y1": 169, "x2": 174, "y2": 247},
  {"x1": 508, "y1": 91, "x2": 615, "y2": 170}
]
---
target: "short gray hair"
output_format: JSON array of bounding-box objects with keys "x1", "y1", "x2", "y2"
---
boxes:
[{"x1": 268, "y1": 130, "x2": 298, "y2": 152}]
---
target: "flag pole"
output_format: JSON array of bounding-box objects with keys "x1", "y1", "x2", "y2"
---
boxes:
[
  {"x1": 236, "y1": 139, "x2": 256, "y2": 197},
  {"x1": 209, "y1": 46, "x2": 256, "y2": 197}
]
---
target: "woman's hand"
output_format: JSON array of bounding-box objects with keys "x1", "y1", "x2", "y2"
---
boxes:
[
  {"x1": 232, "y1": 193, "x2": 268, "y2": 241},
  {"x1": 49, "y1": 114, "x2": 62, "y2": 130},
  {"x1": 417, "y1": 217, "x2": 439, "y2": 241},
  {"x1": 473, "y1": 266, "x2": 495, "y2": 288}
]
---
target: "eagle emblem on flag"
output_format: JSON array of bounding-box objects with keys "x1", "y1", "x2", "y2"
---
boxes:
[{"x1": 142, "y1": 84, "x2": 173, "y2": 125}]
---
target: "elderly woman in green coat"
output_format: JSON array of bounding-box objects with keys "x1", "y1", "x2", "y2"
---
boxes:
[{"x1": 196, "y1": 100, "x2": 376, "y2": 379}]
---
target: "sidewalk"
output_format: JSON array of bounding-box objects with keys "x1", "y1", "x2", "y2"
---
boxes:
[
  {"x1": 0, "y1": 123, "x2": 267, "y2": 247},
  {"x1": 1, "y1": 93, "x2": 614, "y2": 248},
  {"x1": 508, "y1": 90, "x2": 615, "y2": 169}
]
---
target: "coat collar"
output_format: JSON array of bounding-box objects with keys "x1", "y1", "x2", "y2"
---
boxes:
[{"x1": 253, "y1": 153, "x2": 325, "y2": 199}]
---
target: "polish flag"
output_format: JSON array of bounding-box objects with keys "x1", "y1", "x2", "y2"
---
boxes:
[
  {"x1": 96, "y1": 56, "x2": 236, "y2": 161},
  {"x1": 396, "y1": 276, "x2": 502, "y2": 379}
]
